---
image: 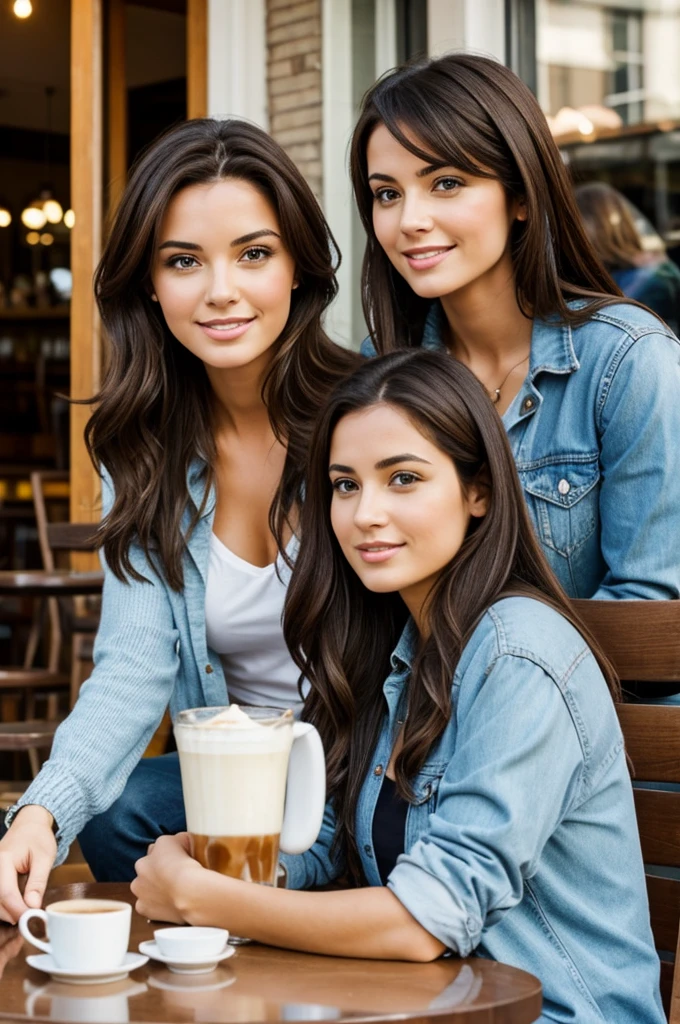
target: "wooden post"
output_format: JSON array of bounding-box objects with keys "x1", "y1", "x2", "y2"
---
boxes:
[
  {"x1": 187, "y1": 0, "x2": 208, "y2": 119},
  {"x1": 107, "y1": 0, "x2": 127, "y2": 216},
  {"x1": 70, "y1": 0, "x2": 103, "y2": 558}
]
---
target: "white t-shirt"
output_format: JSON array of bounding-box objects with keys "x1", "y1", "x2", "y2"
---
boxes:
[{"x1": 204, "y1": 532, "x2": 304, "y2": 710}]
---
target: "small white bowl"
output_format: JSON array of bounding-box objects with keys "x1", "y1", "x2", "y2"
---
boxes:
[{"x1": 153, "y1": 926, "x2": 229, "y2": 960}]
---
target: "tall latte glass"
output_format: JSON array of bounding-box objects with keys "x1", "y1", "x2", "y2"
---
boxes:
[{"x1": 174, "y1": 705, "x2": 325, "y2": 887}]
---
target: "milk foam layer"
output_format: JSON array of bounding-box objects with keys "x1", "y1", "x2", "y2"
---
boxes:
[{"x1": 175, "y1": 706, "x2": 294, "y2": 837}]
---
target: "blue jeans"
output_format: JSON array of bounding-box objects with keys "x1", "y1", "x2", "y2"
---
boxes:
[{"x1": 78, "y1": 753, "x2": 186, "y2": 882}]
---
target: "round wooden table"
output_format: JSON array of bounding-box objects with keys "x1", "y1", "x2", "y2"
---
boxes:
[
  {"x1": 0, "y1": 571, "x2": 104, "y2": 598},
  {"x1": 0, "y1": 883, "x2": 542, "y2": 1024}
]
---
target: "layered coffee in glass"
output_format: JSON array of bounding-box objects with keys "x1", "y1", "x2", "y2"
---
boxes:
[{"x1": 174, "y1": 705, "x2": 296, "y2": 886}]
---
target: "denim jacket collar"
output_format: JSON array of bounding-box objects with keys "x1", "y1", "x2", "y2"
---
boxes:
[
  {"x1": 421, "y1": 301, "x2": 580, "y2": 379},
  {"x1": 184, "y1": 459, "x2": 216, "y2": 586},
  {"x1": 389, "y1": 618, "x2": 418, "y2": 673}
]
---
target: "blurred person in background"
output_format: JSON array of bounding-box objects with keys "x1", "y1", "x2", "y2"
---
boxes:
[{"x1": 575, "y1": 181, "x2": 680, "y2": 335}]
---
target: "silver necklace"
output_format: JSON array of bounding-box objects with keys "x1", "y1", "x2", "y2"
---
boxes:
[{"x1": 485, "y1": 354, "x2": 530, "y2": 405}]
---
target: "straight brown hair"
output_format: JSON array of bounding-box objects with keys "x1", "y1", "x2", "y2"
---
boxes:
[
  {"x1": 88, "y1": 118, "x2": 358, "y2": 590},
  {"x1": 285, "y1": 349, "x2": 619, "y2": 883},
  {"x1": 350, "y1": 53, "x2": 625, "y2": 351}
]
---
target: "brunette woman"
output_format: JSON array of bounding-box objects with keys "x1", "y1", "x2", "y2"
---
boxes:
[
  {"x1": 0, "y1": 118, "x2": 358, "y2": 922},
  {"x1": 352, "y1": 53, "x2": 680, "y2": 601},
  {"x1": 574, "y1": 181, "x2": 680, "y2": 334},
  {"x1": 132, "y1": 350, "x2": 663, "y2": 1024}
]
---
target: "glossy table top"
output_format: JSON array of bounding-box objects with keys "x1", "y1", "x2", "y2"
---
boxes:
[
  {"x1": 0, "y1": 883, "x2": 542, "y2": 1024},
  {"x1": 0, "y1": 570, "x2": 104, "y2": 597}
]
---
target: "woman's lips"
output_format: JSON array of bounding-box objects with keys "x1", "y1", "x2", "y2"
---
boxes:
[
  {"x1": 356, "y1": 543, "x2": 405, "y2": 564},
  {"x1": 197, "y1": 318, "x2": 255, "y2": 341},
  {"x1": 402, "y1": 247, "x2": 454, "y2": 271}
]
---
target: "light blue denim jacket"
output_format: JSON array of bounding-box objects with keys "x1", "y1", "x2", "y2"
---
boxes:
[
  {"x1": 282, "y1": 597, "x2": 664, "y2": 1024},
  {"x1": 362, "y1": 301, "x2": 680, "y2": 600},
  {"x1": 6, "y1": 465, "x2": 276, "y2": 862}
]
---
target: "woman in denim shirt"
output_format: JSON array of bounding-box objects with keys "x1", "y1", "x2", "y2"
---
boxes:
[
  {"x1": 134, "y1": 351, "x2": 663, "y2": 1024},
  {"x1": 353, "y1": 53, "x2": 680, "y2": 602}
]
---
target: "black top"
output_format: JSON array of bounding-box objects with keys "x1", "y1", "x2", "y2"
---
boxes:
[{"x1": 372, "y1": 775, "x2": 409, "y2": 884}]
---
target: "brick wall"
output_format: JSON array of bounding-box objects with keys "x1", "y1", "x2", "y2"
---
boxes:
[{"x1": 266, "y1": 0, "x2": 323, "y2": 200}]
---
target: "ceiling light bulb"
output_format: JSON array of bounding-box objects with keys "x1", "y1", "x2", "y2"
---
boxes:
[
  {"x1": 40, "y1": 232, "x2": 54, "y2": 246},
  {"x1": 43, "y1": 199, "x2": 63, "y2": 224},
  {"x1": 0, "y1": 209, "x2": 11, "y2": 228},
  {"x1": 26, "y1": 231, "x2": 40, "y2": 245},
  {"x1": 13, "y1": 0, "x2": 33, "y2": 18},
  {"x1": 21, "y1": 206, "x2": 47, "y2": 230},
  {"x1": 63, "y1": 209, "x2": 75, "y2": 229}
]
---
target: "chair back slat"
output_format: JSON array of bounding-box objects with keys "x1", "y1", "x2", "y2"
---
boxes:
[
  {"x1": 618, "y1": 705, "x2": 680, "y2": 782},
  {"x1": 647, "y1": 875, "x2": 680, "y2": 953},
  {"x1": 46, "y1": 522, "x2": 99, "y2": 552},
  {"x1": 633, "y1": 790, "x2": 680, "y2": 867},
  {"x1": 572, "y1": 599, "x2": 680, "y2": 681}
]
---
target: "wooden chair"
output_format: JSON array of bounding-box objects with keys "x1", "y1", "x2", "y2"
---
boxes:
[
  {"x1": 31, "y1": 471, "x2": 100, "y2": 707},
  {"x1": 573, "y1": 599, "x2": 680, "y2": 1023}
]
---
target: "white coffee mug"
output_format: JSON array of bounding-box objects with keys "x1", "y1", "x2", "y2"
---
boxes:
[{"x1": 19, "y1": 899, "x2": 131, "y2": 971}]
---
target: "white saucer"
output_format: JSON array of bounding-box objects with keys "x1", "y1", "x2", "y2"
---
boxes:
[
  {"x1": 139, "y1": 939, "x2": 235, "y2": 975},
  {"x1": 26, "y1": 952, "x2": 149, "y2": 985}
]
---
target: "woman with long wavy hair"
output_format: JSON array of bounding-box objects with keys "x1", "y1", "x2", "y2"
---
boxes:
[
  {"x1": 0, "y1": 118, "x2": 358, "y2": 921},
  {"x1": 131, "y1": 351, "x2": 662, "y2": 1024},
  {"x1": 352, "y1": 52, "x2": 680, "y2": 604}
]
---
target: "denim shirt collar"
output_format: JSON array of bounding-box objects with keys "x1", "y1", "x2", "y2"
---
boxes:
[
  {"x1": 389, "y1": 617, "x2": 419, "y2": 673},
  {"x1": 421, "y1": 301, "x2": 580, "y2": 379}
]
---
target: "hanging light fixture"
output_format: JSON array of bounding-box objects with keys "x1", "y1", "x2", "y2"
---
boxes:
[
  {"x1": 0, "y1": 207, "x2": 11, "y2": 228},
  {"x1": 63, "y1": 209, "x2": 75, "y2": 229},
  {"x1": 13, "y1": 0, "x2": 33, "y2": 18},
  {"x1": 20, "y1": 86, "x2": 66, "y2": 231}
]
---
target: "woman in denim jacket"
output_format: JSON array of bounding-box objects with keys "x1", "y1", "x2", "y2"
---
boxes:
[
  {"x1": 0, "y1": 119, "x2": 358, "y2": 922},
  {"x1": 353, "y1": 53, "x2": 680, "y2": 602},
  {"x1": 133, "y1": 351, "x2": 664, "y2": 1024}
]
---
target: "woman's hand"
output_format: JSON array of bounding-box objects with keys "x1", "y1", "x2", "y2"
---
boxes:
[
  {"x1": 131, "y1": 833, "x2": 206, "y2": 923},
  {"x1": 0, "y1": 806, "x2": 57, "y2": 924}
]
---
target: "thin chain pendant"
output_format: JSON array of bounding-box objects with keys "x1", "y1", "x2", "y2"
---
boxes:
[{"x1": 491, "y1": 388, "x2": 501, "y2": 404}]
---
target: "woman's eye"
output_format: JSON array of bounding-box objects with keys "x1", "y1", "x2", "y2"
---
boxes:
[
  {"x1": 391, "y1": 472, "x2": 420, "y2": 487},
  {"x1": 241, "y1": 246, "x2": 272, "y2": 263},
  {"x1": 331, "y1": 478, "x2": 358, "y2": 494},
  {"x1": 373, "y1": 187, "x2": 400, "y2": 205},
  {"x1": 433, "y1": 177, "x2": 463, "y2": 193},
  {"x1": 167, "y1": 255, "x2": 199, "y2": 270}
]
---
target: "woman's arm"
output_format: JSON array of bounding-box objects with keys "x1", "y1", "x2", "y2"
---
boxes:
[
  {"x1": 595, "y1": 329, "x2": 680, "y2": 599},
  {"x1": 132, "y1": 834, "x2": 445, "y2": 962}
]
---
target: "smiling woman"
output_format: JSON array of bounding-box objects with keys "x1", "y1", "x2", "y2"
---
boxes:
[
  {"x1": 352, "y1": 53, "x2": 680, "y2": 605},
  {"x1": 0, "y1": 118, "x2": 358, "y2": 918}
]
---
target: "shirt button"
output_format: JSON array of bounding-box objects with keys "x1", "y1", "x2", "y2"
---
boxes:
[
  {"x1": 374, "y1": 764, "x2": 384, "y2": 776},
  {"x1": 558, "y1": 479, "x2": 571, "y2": 496},
  {"x1": 521, "y1": 396, "x2": 535, "y2": 414},
  {"x1": 364, "y1": 844, "x2": 373, "y2": 856},
  {"x1": 205, "y1": 664, "x2": 214, "y2": 674}
]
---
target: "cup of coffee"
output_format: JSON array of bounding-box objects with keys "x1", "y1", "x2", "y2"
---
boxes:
[
  {"x1": 174, "y1": 705, "x2": 326, "y2": 885},
  {"x1": 19, "y1": 899, "x2": 132, "y2": 971}
]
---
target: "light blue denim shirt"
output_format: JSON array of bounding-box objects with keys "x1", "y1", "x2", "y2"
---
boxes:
[
  {"x1": 282, "y1": 597, "x2": 664, "y2": 1024},
  {"x1": 362, "y1": 301, "x2": 680, "y2": 600},
  {"x1": 6, "y1": 465, "x2": 297, "y2": 862}
]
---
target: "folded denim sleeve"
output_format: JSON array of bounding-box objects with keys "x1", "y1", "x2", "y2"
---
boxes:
[
  {"x1": 280, "y1": 798, "x2": 344, "y2": 890},
  {"x1": 386, "y1": 654, "x2": 585, "y2": 956},
  {"x1": 5, "y1": 471, "x2": 180, "y2": 863},
  {"x1": 594, "y1": 330, "x2": 680, "y2": 600}
]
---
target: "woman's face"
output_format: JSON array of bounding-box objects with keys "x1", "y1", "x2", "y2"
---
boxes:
[
  {"x1": 366, "y1": 124, "x2": 525, "y2": 304},
  {"x1": 329, "y1": 402, "x2": 487, "y2": 626},
  {"x1": 151, "y1": 178, "x2": 297, "y2": 376}
]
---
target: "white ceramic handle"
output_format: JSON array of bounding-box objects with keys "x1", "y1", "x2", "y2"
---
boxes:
[
  {"x1": 18, "y1": 908, "x2": 51, "y2": 955},
  {"x1": 279, "y1": 722, "x2": 326, "y2": 855}
]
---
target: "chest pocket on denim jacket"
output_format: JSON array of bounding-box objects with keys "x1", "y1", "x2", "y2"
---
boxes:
[
  {"x1": 521, "y1": 456, "x2": 600, "y2": 558},
  {"x1": 412, "y1": 762, "x2": 446, "y2": 812}
]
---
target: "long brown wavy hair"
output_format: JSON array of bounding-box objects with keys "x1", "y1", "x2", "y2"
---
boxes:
[
  {"x1": 574, "y1": 181, "x2": 659, "y2": 271},
  {"x1": 284, "y1": 349, "x2": 619, "y2": 883},
  {"x1": 350, "y1": 52, "x2": 626, "y2": 351},
  {"x1": 88, "y1": 118, "x2": 359, "y2": 590}
]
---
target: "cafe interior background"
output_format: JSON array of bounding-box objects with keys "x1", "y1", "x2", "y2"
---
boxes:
[{"x1": 0, "y1": 0, "x2": 679, "y2": 779}]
